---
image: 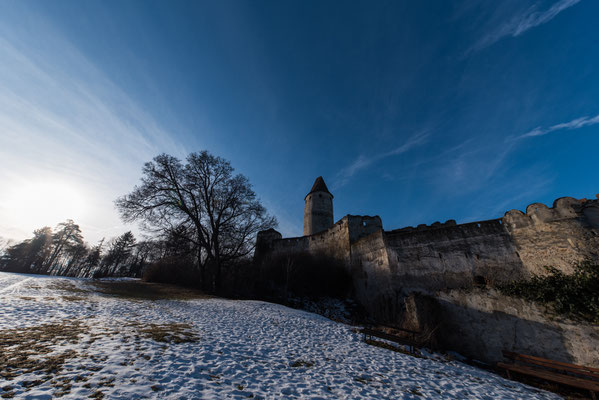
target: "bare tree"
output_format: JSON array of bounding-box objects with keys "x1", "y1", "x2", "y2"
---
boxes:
[
  {"x1": 101, "y1": 231, "x2": 136, "y2": 277},
  {"x1": 62, "y1": 242, "x2": 90, "y2": 277},
  {"x1": 80, "y1": 238, "x2": 104, "y2": 278},
  {"x1": 45, "y1": 220, "x2": 84, "y2": 275},
  {"x1": 0, "y1": 236, "x2": 14, "y2": 256},
  {"x1": 0, "y1": 227, "x2": 53, "y2": 273},
  {"x1": 115, "y1": 151, "x2": 277, "y2": 291}
]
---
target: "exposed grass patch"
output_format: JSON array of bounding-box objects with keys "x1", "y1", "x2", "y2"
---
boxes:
[
  {"x1": 88, "y1": 280, "x2": 211, "y2": 301},
  {"x1": 407, "y1": 387, "x2": 423, "y2": 396},
  {"x1": 290, "y1": 360, "x2": 314, "y2": 368},
  {"x1": 0, "y1": 319, "x2": 85, "y2": 381},
  {"x1": 127, "y1": 321, "x2": 199, "y2": 344},
  {"x1": 61, "y1": 295, "x2": 87, "y2": 302},
  {"x1": 47, "y1": 281, "x2": 90, "y2": 294},
  {"x1": 89, "y1": 390, "x2": 104, "y2": 399},
  {"x1": 97, "y1": 377, "x2": 115, "y2": 388}
]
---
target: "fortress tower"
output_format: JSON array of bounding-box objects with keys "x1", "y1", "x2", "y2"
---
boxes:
[{"x1": 303, "y1": 176, "x2": 334, "y2": 236}]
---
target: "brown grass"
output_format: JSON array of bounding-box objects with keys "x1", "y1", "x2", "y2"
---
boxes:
[
  {"x1": 89, "y1": 390, "x2": 104, "y2": 399},
  {"x1": 290, "y1": 360, "x2": 314, "y2": 368},
  {"x1": 61, "y1": 295, "x2": 87, "y2": 302},
  {"x1": 47, "y1": 281, "x2": 90, "y2": 294},
  {"x1": 126, "y1": 321, "x2": 199, "y2": 344},
  {"x1": 88, "y1": 279, "x2": 212, "y2": 301},
  {"x1": 0, "y1": 319, "x2": 85, "y2": 385}
]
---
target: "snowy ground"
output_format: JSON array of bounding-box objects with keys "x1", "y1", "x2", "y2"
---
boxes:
[{"x1": 0, "y1": 272, "x2": 560, "y2": 399}]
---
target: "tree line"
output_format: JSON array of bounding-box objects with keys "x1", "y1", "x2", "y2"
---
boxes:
[
  {"x1": 0, "y1": 220, "x2": 149, "y2": 278},
  {"x1": 0, "y1": 150, "x2": 277, "y2": 293}
]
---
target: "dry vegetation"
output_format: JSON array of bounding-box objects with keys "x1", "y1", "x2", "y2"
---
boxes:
[
  {"x1": 88, "y1": 279, "x2": 212, "y2": 301},
  {"x1": 127, "y1": 321, "x2": 199, "y2": 344},
  {"x1": 0, "y1": 319, "x2": 85, "y2": 398},
  {"x1": 0, "y1": 289, "x2": 200, "y2": 399}
]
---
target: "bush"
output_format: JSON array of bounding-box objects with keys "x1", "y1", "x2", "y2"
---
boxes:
[
  {"x1": 258, "y1": 251, "x2": 352, "y2": 299},
  {"x1": 498, "y1": 261, "x2": 599, "y2": 323},
  {"x1": 143, "y1": 257, "x2": 201, "y2": 288}
]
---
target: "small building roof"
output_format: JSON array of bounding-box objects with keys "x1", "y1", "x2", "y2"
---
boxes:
[{"x1": 306, "y1": 176, "x2": 333, "y2": 198}]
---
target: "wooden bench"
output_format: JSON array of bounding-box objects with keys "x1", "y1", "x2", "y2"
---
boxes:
[
  {"x1": 498, "y1": 350, "x2": 599, "y2": 399},
  {"x1": 361, "y1": 327, "x2": 420, "y2": 353}
]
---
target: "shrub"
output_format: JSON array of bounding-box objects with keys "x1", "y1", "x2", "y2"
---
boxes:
[
  {"x1": 143, "y1": 257, "x2": 201, "y2": 288},
  {"x1": 498, "y1": 261, "x2": 599, "y2": 323},
  {"x1": 258, "y1": 251, "x2": 352, "y2": 299}
]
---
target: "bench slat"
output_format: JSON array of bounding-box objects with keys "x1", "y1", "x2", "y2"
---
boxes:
[
  {"x1": 498, "y1": 362, "x2": 599, "y2": 392},
  {"x1": 502, "y1": 351, "x2": 599, "y2": 378}
]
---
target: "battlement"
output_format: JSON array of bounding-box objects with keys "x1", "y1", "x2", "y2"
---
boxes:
[
  {"x1": 504, "y1": 196, "x2": 599, "y2": 229},
  {"x1": 255, "y1": 185, "x2": 599, "y2": 294},
  {"x1": 254, "y1": 189, "x2": 599, "y2": 370}
]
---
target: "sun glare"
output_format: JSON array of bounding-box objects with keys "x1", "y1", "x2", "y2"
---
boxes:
[{"x1": 2, "y1": 181, "x2": 87, "y2": 230}]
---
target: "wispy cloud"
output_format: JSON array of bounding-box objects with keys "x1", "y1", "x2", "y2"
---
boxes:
[
  {"x1": 470, "y1": 0, "x2": 582, "y2": 52},
  {"x1": 334, "y1": 131, "x2": 429, "y2": 189},
  {"x1": 0, "y1": 19, "x2": 185, "y2": 243},
  {"x1": 515, "y1": 113, "x2": 599, "y2": 139}
]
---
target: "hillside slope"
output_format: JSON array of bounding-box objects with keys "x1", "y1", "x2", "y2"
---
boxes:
[{"x1": 0, "y1": 272, "x2": 558, "y2": 399}]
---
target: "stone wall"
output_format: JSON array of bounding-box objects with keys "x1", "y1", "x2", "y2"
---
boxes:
[
  {"x1": 304, "y1": 218, "x2": 351, "y2": 263},
  {"x1": 256, "y1": 197, "x2": 599, "y2": 300},
  {"x1": 504, "y1": 197, "x2": 599, "y2": 275},
  {"x1": 257, "y1": 214, "x2": 384, "y2": 265},
  {"x1": 259, "y1": 217, "x2": 351, "y2": 264},
  {"x1": 255, "y1": 195, "x2": 599, "y2": 365},
  {"x1": 350, "y1": 230, "x2": 395, "y2": 321},
  {"x1": 431, "y1": 289, "x2": 599, "y2": 367},
  {"x1": 383, "y1": 219, "x2": 524, "y2": 291}
]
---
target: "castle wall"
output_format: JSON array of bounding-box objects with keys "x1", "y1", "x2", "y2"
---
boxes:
[
  {"x1": 255, "y1": 195, "x2": 599, "y2": 367},
  {"x1": 258, "y1": 197, "x2": 599, "y2": 300},
  {"x1": 263, "y1": 217, "x2": 351, "y2": 264},
  {"x1": 433, "y1": 289, "x2": 599, "y2": 367},
  {"x1": 304, "y1": 218, "x2": 351, "y2": 263},
  {"x1": 347, "y1": 218, "x2": 526, "y2": 322},
  {"x1": 383, "y1": 219, "x2": 525, "y2": 291},
  {"x1": 263, "y1": 215, "x2": 385, "y2": 265},
  {"x1": 350, "y1": 230, "x2": 396, "y2": 321},
  {"x1": 504, "y1": 197, "x2": 599, "y2": 275}
]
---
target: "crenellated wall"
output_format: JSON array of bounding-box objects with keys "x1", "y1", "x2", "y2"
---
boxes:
[
  {"x1": 384, "y1": 219, "x2": 523, "y2": 290},
  {"x1": 255, "y1": 195, "x2": 599, "y2": 365},
  {"x1": 504, "y1": 197, "x2": 599, "y2": 275},
  {"x1": 256, "y1": 197, "x2": 599, "y2": 298},
  {"x1": 256, "y1": 215, "x2": 384, "y2": 266}
]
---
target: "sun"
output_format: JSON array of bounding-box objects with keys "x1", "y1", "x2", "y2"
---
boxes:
[{"x1": 2, "y1": 180, "x2": 88, "y2": 230}]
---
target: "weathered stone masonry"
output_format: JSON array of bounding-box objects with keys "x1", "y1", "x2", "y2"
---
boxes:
[
  {"x1": 255, "y1": 177, "x2": 599, "y2": 365},
  {"x1": 258, "y1": 178, "x2": 599, "y2": 301}
]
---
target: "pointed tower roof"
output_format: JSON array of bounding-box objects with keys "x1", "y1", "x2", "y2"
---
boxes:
[{"x1": 306, "y1": 176, "x2": 333, "y2": 199}]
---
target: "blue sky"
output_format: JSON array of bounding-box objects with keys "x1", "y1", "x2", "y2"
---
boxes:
[{"x1": 0, "y1": 0, "x2": 598, "y2": 243}]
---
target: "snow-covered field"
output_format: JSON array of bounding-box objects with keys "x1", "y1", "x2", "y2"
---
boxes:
[{"x1": 0, "y1": 272, "x2": 559, "y2": 399}]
